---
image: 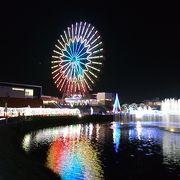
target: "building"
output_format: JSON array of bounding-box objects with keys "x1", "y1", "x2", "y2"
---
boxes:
[
  {"x1": 96, "y1": 92, "x2": 114, "y2": 108},
  {"x1": 0, "y1": 82, "x2": 43, "y2": 107},
  {"x1": 0, "y1": 82, "x2": 42, "y2": 99}
]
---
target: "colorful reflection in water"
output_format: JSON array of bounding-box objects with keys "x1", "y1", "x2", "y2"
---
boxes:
[
  {"x1": 47, "y1": 138, "x2": 103, "y2": 179},
  {"x1": 111, "y1": 122, "x2": 121, "y2": 153},
  {"x1": 23, "y1": 124, "x2": 104, "y2": 179},
  {"x1": 22, "y1": 121, "x2": 180, "y2": 179}
]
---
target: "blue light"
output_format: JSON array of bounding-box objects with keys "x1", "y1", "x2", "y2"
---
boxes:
[
  {"x1": 111, "y1": 122, "x2": 121, "y2": 153},
  {"x1": 63, "y1": 39, "x2": 90, "y2": 79},
  {"x1": 52, "y1": 22, "x2": 103, "y2": 94},
  {"x1": 61, "y1": 153, "x2": 84, "y2": 180},
  {"x1": 113, "y1": 93, "x2": 121, "y2": 114}
]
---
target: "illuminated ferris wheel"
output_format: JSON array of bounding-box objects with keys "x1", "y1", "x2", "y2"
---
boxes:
[{"x1": 51, "y1": 22, "x2": 104, "y2": 96}]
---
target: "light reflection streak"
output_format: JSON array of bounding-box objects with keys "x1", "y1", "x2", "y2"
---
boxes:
[
  {"x1": 95, "y1": 124, "x2": 100, "y2": 141},
  {"x1": 22, "y1": 123, "x2": 104, "y2": 179},
  {"x1": 136, "y1": 121, "x2": 142, "y2": 140},
  {"x1": 128, "y1": 125, "x2": 162, "y2": 143},
  {"x1": 21, "y1": 119, "x2": 180, "y2": 178},
  {"x1": 111, "y1": 122, "x2": 121, "y2": 153},
  {"x1": 47, "y1": 138, "x2": 104, "y2": 179},
  {"x1": 22, "y1": 134, "x2": 31, "y2": 152},
  {"x1": 162, "y1": 131, "x2": 180, "y2": 167}
]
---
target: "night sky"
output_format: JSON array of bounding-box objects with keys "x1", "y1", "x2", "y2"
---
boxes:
[{"x1": 1, "y1": 1, "x2": 180, "y2": 103}]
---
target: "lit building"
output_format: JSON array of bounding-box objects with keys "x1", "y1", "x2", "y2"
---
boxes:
[
  {"x1": 0, "y1": 82, "x2": 42, "y2": 99},
  {"x1": 96, "y1": 92, "x2": 114, "y2": 108},
  {"x1": 0, "y1": 82, "x2": 42, "y2": 107}
]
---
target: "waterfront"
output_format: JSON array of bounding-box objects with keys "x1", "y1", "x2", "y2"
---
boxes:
[
  {"x1": 20, "y1": 116, "x2": 180, "y2": 180},
  {"x1": 0, "y1": 115, "x2": 180, "y2": 179}
]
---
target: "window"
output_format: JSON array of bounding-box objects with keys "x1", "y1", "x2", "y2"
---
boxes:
[{"x1": 25, "y1": 89, "x2": 33, "y2": 97}]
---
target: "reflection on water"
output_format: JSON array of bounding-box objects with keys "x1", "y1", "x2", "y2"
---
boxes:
[
  {"x1": 47, "y1": 138, "x2": 103, "y2": 180},
  {"x1": 163, "y1": 132, "x2": 180, "y2": 167},
  {"x1": 116, "y1": 113, "x2": 180, "y2": 128},
  {"x1": 23, "y1": 124, "x2": 104, "y2": 180},
  {"x1": 110, "y1": 122, "x2": 121, "y2": 153},
  {"x1": 46, "y1": 129, "x2": 103, "y2": 179},
  {"x1": 22, "y1": 120, "x2": 180, "y2": 179}
]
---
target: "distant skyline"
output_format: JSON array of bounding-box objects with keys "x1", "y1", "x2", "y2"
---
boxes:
[{"x1": 1, "y1": 1, "x2": 180, "y2": 103}]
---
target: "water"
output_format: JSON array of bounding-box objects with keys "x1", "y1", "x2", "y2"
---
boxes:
[
  {"x1": 22, "y1": 118, "x2": 180, "y2": 180},
  {"x1": 161, "y1": 98, "x2": 180, "y2": 113}
]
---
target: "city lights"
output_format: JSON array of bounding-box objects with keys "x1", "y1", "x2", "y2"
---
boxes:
[{"x1": 0, "y1": 107, "x2": 80, "y2": 117}]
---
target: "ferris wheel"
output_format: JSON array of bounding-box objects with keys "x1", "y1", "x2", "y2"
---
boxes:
[{"x1": 51, "y1": 22, "x2": 104, "y2": 96}]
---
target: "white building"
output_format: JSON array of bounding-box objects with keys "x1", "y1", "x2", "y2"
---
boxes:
[{"x1": 96, "y1": 92, "x2": 114, "y2": 107}]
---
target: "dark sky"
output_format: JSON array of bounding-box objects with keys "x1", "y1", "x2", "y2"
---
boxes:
[{"x1": 0, "y1": 1, "x2": 180, "y2": 103}]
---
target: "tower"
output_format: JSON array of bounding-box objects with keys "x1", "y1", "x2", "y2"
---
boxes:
[{"x1": 113, "y1": 93, "x2": 121, "y2": 114}]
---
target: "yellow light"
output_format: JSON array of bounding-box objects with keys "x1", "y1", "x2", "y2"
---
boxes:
[
  {"x1": 52, "y1": 55, "x2": 60, "y2": 59},
  {"x1": 52, "y1": 60, "x2": 61, "y2": 63}
]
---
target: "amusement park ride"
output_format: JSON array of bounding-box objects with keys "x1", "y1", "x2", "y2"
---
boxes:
[{"x1": 51, "y1": 22, "x2": 104, "y2": 98}]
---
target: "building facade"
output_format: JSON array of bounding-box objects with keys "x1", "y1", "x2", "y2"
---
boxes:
[
  {"x1": 0, "y1": 82, "x2": 42, "y2": 107},
  {"x1": 96, "y1": 92, "x2": 114, "y2": 108}
]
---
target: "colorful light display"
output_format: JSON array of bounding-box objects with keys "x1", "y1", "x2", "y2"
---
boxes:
[
  {"x1": 47, "y1": 138, "x2": 104, "y2": 180},
  {"x1": 22, "y1": 124, "x2": 104, "y2": 179},
  {"x1": 52, "y1": 22, "x2": 103, "y2": 95},
  {"x1": 0, "y1": 107, "x2": 80, "y2": 117},
  {"x1": 113, "y1": 93, "x2": 121, "y2": 114}
]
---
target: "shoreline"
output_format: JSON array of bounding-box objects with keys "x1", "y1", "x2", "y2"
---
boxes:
[{"x1": 1, "y1": 114, "x2": 114, "y2": 132}]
